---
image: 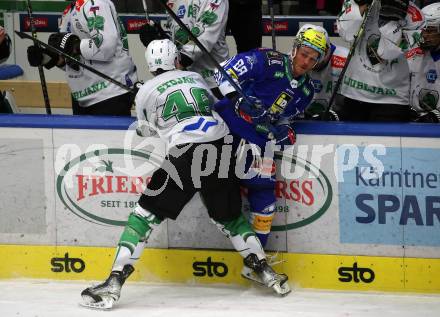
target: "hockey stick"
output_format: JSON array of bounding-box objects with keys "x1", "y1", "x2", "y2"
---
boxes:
[
  {"x1": 141, "y1": 0, "x2": 150, "y2": 20},
  {"x1": 268, "y1": 0, "x2": 276, "y2": 50},
  {"x1": 155, "y1": 0, "x2": 252, "y2": 104},
  {"x1": 26, "y1": 0, "x2": 52, "y2": 114},
  {"x1": 324, "y1": 0, "x2": 377, "y2": 118},
  {"x1": 16, "y1": 31, "x2": 134, "y2": 93}
]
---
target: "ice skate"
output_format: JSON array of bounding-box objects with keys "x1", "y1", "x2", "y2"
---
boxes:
[
  {"x1": 80, "y1": 264, "x2": 134, "y2": 310},
  {"x1": 242, "y1": 254, "x2": 291, "y2": 296}
]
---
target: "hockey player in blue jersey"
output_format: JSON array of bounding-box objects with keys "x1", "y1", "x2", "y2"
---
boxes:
[{"x1": 213, "y1": 29, "x2": 327, "y2": 272}]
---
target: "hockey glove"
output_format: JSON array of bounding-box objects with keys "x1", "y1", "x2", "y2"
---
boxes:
[
  {"x1": 48, "y1": 32, "x2": 81, "y2": 70},
  {"x1": 273, "y1": 124, "x2": 297, "y2": 146},
  {"x1": 235, "y1": 96, "x2": 268, "y2": 125},
  {"x1": 27, "y1": 45, "x2": 59, "y2": 69},
  {"x1": 325, "y1": 109, "x2": 340, "y2": 121},
  {"x1": 139, "y1": 21, "x2": 169, "y2": 48},
  {"x1": 354, "y1": 0, "x2": 373, "y2": 5},
  {"x1": 415, "y1": 109, "x2": 440, "y2": 123},
  {"x1": 379, "y1": 0, "x2": 409, "y2": 21}
]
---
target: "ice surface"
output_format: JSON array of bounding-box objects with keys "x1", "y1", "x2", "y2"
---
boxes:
[{"x1": 0, "y1": 280, "x2": 439, "y2": 317}]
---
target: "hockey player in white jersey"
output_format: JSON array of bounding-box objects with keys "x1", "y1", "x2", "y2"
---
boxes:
[
  {"x1": 139, "y1": 0, "x2": 229, "y2": 97},
  {"x1": 297, "y1": 24, "x2": 349, "y2": 120},
  {"x1": 408, "y1": 2, "x2": 440, "y2": 123},
  {"x1": 80, "y1": 39, "x2": 290, "y2": 310},
  {"x1": 334, "y1": 0, "x2": 425, "y2": 121},
  {"x1": 27, "y1": 0, "x2": 137, "y2": 116},
  {"x1": 0, "y1": 26, "x2": 11, "y2": 63}
]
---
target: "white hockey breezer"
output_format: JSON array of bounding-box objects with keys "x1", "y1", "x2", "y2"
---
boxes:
[{"x1": 242, "y1": 254, "x2": 291, "y2": 296}]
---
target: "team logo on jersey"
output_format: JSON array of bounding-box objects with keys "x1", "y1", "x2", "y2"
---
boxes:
[
  {"x1": 177, "y1": 5, "x2": 186, "y2": 18},
  {"x1": 269, "y1": 92, "x2": 293, "y2": 114},
  {"x1": 245, "y1": 55, "x2": 257, "y2": 69},
  {"x1": 419, "y1": 89, "x2": 439, "y2": 111},
  {"x1": 426, "y1": 69, "x2": 438, "y2": 84},
  {"x1": 312, "y1": 79, "x2": 323, "y2": 93}
]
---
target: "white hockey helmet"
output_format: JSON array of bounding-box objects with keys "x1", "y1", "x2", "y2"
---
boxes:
[
  {"x1": 422, "y1": 3, "x2": 440, "y2": 28},
  {"x1": 421, "y1": 3, "x2": 440, "y2": 51},
  {"x1": 145, "y1": 39, "x2": 179, "y2": 72}
]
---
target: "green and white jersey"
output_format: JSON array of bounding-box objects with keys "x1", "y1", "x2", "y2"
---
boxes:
[
  {"x1": 336, "y1": 1, "x2": 424, "y2": 105},
  {"x1": 135, "y1": 70, "x2": 229, "y2": 149},
  {"x1": 166, "y1": 0, "x2": 229, "y2": 88},
  {"x1": 60, "y1": 0, "x2": 137, "y2": 107},
  {"x1": 308, "y1": 45, "x2": 349, "y2": 112},
  {"x1": 409, "y1": 52, "x2": 440, "y2": 115}
]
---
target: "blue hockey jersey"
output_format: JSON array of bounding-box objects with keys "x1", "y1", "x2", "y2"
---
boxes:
[{"x1": 215, "y1": 48, "x2": 315, "y2": 123}]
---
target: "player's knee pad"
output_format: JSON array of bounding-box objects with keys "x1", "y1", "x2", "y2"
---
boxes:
[{"x1": 119, "y1": 205, "x2": 162, "y2": 253}]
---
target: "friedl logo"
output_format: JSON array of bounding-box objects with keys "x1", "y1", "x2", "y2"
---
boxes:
[
  {"x1": 271, "y1": 153, "x2": 333, "y2": 231},
  {"x1": 193, "y1": 257, "x2": 228, "y2": 277},
  {"x1": 51, "y1": 253, "x2": 85, "y2": 273},
  {"x1": 338, "y1": 262, "x2": 375, "y2": 283},
  {"x1": 56, "y1": 148, "x2": 162, "y2": 226}
]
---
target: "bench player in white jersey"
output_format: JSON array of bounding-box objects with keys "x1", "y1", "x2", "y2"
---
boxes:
[
  {"x1": 297, "y1": 24, "x2": 349, "y2": 120},
  {"x1": 140, "y1": 0, "x2": 229, "y2": 98},
  {"x1": 408, "y1": 3, "x2": 440, "y2": 123},
  {"x1": 335, "y1": 0, "x2": 424, "y2": 121},
  {"x1": 0, "y1": 26, "x2": 11, "y2": 63},
  {"x1": 80, "y1": 39, "x2": 290, "y2": 310},
  {"x1": 27, "y1": 0, "x2": 137, "y2": 116}
]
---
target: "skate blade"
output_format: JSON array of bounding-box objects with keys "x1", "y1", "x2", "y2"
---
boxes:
[
  {"x1": 241, "y1": 271, "x2": 264, "y2": 286},
  {"x1": 242, "y1": 271, "x2": 292, "y2": 296},
  {"x1": 79, "y1": 295, "x2": 115, "y2": 310},
  {"x1": 272, "y1": 280, "x2": 291, "y2": 297}
]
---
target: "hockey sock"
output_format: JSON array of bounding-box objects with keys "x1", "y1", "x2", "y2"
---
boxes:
[
  {"x1": 112, "y1": 205, "x2": 162, "y2": 271},
  {"x1": 249, "y1": 204, "x2": 275, "y2": 247},
  {"x1": 214, "y1": 214, "x2": 266, "y2": 260}
]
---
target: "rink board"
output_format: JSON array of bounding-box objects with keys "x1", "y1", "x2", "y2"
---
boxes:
[
  {"x1": 0, "y1": 244, "x2": 439, "y2": 294},
  {"x1": 0, "y1": 116, "x2": 439, "y2": 294}
]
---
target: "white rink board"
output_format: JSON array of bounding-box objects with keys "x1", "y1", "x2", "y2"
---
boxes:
[{"x1": 0, "y1": 125, "x2": 439, "y2": 259}]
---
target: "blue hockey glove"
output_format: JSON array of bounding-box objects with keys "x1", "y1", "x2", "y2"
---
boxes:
[
  {"x1": 235, "y1": 96, "x2": 268, "y2": 125},
  {"x1": 273, "y1": 124, "x2": 296, "y2": 146}
]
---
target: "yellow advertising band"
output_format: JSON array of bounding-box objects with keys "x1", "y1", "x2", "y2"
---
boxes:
[{"x1": 0, "y1": 245, "x2": 438, "y2": 293}]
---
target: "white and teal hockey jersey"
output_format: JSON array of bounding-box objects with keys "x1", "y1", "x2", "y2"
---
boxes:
[
  {"x1": 336, "y1": 0, "x2": 424, "y2": 105},
  {"x1": 59, "y1": 0, "x2": 137, "y2": 107},
  {"x1": 135, "y1": 70, "x2": 229, "y2": 150},
  {"x1": 166, "y1": 0, "x2": 229, "y2": 88},
  {"x1": 408, "y1": 50, "x2": 440, "y2": 115},
  {"x1": 308, "y1": 44, "x2": 349, "y2": 112}
]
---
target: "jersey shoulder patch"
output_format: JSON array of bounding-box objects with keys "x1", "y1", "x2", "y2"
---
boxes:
[{"x1": 263, "y1": 49, "x2": 285, "y2": 68}]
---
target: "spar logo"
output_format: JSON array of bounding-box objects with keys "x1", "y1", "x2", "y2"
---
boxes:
[
  {"x1": 56, "y1": 148, "x2": 162, "y2": 226},
  {"x1": 271, "y1": 153, "x2": 333, "y2": 231}
]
